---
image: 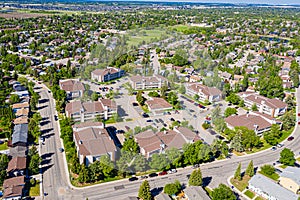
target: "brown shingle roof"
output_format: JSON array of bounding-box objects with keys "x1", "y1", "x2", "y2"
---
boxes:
[
  {"x1": 3, "y1": 185, "x2": 23, "y2": 199},
  {"x1": 3, "y1": 176, "x2": 25, "y2": 189},
  {"x1": 92, "y1": 67, "x2": 119, "y2": 76},
  {"x1": 225, "y1": 114, "x2": 272, "y2": 131},
  {"x1": 245, "y1": 94, "x2": 287, "y2": 109},
  {"x1": 145, "y1": 98, "x2": 172, "y2": 110},
  {"x1": 12, "y1": 102, "x2": 29, "y2": 109},
  {"x1": 66, "y1": 101, "x2": 104, "y2": 114},
  {"x1": 188, "y1": 83, "x2": 222, "y2": 97},
  {"x1": 74, "y1": 127, "x2": 116, "y2": 157},
  {"x1": 13, "y1": 117, "x2": 28, "y2": 125},
  {"x1": 7, "y1": 157, "x2": 27, "y2": 173},
  {"x1": 15, "y1": 108, "x2": 29, "y2": 117},
  {"x1": 59, "y1": 79, "x2": 85, "y2": 92}
]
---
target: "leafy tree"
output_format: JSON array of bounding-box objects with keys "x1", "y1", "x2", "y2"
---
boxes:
[
  {"x1": 289, "y1": 61, "x2": 299, "y2": 87},
  {"x1": 234, "y1": 163, "x2": 242, "y2": 181},
  {"x1": 167, "y1": 91, "x2": 178, "y2": 106},
  {"x1": 88, "y1": 161, "x2": 103, "y2": 182},
  {"x1": 0, "y1": 154, "x2": 9, "y2": 185},
  {"x1": 226, "y1": 93, "x2": 240, "y2": 105},
  {"x1": 133, "y1": 154, "x2": 148, "y2": 172},
  {"x1": 211, "y1": 105, "x2": 222, "y2": 123},
  {"x1": 164, "y1": 180, "x2": 181, "y2": 195},
  {"x1": 9, "y1": 94, "x2": 20, "y2": 104},
  {"x1": 136, "y1": 91, "x2": 146, "y2": 106},
  {"x1": 148, "y1": 91, "x2": 160, "y2": 97},
  {"x1": 285, "y1": 95, "x2": 295, "y2": 111},
  {"x1": 230, "y1": 133, "x2": 244, "y2": 152},
  {"x1": 245, "y1": 160, "x2": 254, "y2": 177},
  {"x1": 260, "y1": 164, "x2": 275, "y2": 176},
  {"x1": 188, "y1": 169, "x2": 203, "y2": 186},
  {"x1": 178, "y1": 84, "x2": 186, "y2": 94},
  {"x1": 264, "y1": 124, "x2": 281, "y2": 145},
  {"x1": 280, "y1": 148, "x2": 295, "y2": 166},
  {"x1": 224, "y1": 107, "x2": 237, "y2": 117},
  {"x1": 281, "y1": 111, "x2": 295, "y2": 131},
  {"x1": 78, "y1": 164, "x2": 91, "y2": 183},
  {"x1": 213, "y1": 118, "x2": 227, "y2": 133},
  {"x1": 138, "y1": 180, "x2": 152, "y2": 200},
  {"x1": 70, "y1": 154, "x2": 81, "y2": 174},
  {"x1": 149, "y1": 153, "x2": 169, "y2": 170},
  {"x1": 251, "y1": 103, "x2": 258, "y2": 111},
  {"x1": 166, "y1": 147, "x2": 182, "y2": 167},
  {"x1": 99, "y1": 155, "x2": 115, "y2": 178},
  {"x1": 122, "y1": 138, "x2": 139, "y2": 154},
  {"x1": 211, "y1": 184, "x2": 236, "y2": 200},
  {"x1": 91, "y1": 91, "x2": 99, "y2": 101},
  {"x1": 28, "y1": 146, "x2": 41, "y2": 175}
]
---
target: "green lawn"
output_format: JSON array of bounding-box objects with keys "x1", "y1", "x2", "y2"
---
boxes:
[
  {"x1": 230, "y1": 176, "x2": 250, "y2": 192},
  {"x1": 297, "y1": 157, "x2": 300, "y2": 162},
  {"x1": 259, "y1": 171, "x2": 280, "y2": 181},
  {"x1": 29, "y1": 181, "x2": 40, "y2": 197},
  {"x1": 255, "y1": 196, "x2": 265, "y2": 200},
  {"x1": 0, "y1": 142, "x2": 8, "y2": 150},
  {"x1": 126, "y1": 28, "x2": 170, "y2": 47},
  {"x1": 244, "y1": 190, "x2": 255, "y2": 199}
]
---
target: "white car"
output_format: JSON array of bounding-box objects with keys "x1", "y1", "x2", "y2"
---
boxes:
[{"x1": 167, "y1": 169, "x2": 177, "y2": 174}]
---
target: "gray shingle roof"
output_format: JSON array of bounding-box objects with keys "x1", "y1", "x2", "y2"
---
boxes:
[
  {"x1": 249, "y1": 174, "x2": 298, "y2": 200},
  {"x1": 280, "y1": 166, "x2": 300, "y2": 185},
  {"x1": 12, "y1": 124, "x2": 28, "y2": 145},
  {"x1": 183, "y1": 186, "x2": 211, "y2": 200}
]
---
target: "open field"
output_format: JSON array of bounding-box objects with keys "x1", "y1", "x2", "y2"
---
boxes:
[
  {"x1": 126, "y1": 28, "x2": 170, "y2": 47},
  {"x1": 0, "y1": 10, "x2": 50, "y2": 19}
]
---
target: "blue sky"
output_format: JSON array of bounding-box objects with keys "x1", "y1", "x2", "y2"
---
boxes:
[{"x1": 135, "y1": 0, "x2": 300, "y2": 5}]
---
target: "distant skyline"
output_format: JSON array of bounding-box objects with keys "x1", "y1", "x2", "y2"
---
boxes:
[{"x1": 105, "y1": 0, "x2": 300, "y2": 5}]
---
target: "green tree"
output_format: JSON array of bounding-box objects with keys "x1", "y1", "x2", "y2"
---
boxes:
[
  {"x1": 264, "y1": 124, "x2": 281, "y2": 145},
  {"x1": 178, "y1": 84, "x2": 186, "y2": 94},
  {"x1": 133, "y1": 154, "x2": 148, "y2": 172},
  {"x1": 28, "y1": 146, "x2": 41, "y2": 175},
  {"x1": 260, "y1": 164, "x2": 275, "y2": 176},
  {"x1": 78, "y1": 164, "x2": 90, "y2": 183},
  {"x1": 251, "y1": 103, "x2": 258, "y2": 111},
  {"x1": 91, "y1": 91, "x2": 99, "y2": 101},
  {"x1": 213, "y1": 118, "x2": 227, "y2": 133},
  {"x1": 281, "y1": 111, "x2": 295, "y2": 131},
  {"x1": 224, "y1": 107, "x2": 237, "y2": 117},
  {"x1": 188, "y1": 169, "x2": 203, "y2": 186},
  {"x1": 211, "y1": 105, "x2": 222, "y2": 123},
  {"x1": 122, "y1": 138, "x2": 139, "y2": 154},
  {"x1": 245, "y1": 160, "x2": 254, "y2": 177},
  {"x1": 230, "y1": 133, "x2": 244, "y2": 152},
  {"x1": 211, "y1": 184, "x2": 236, "y2": 200},
  {"x1": 164, "y1": 180, "x2": 181, "y2": 195},
  {"x1": 9, "y1": 94, "x2": 20, "y2": 104},
  {"x1": 88, "y1": 161, "x2": 103, "y2": 182},
  {"x1": 234, "y1": 163, "x2": 242, "y2": 181},
  {"x1": 136, "y1": 91, "x2": 146, "y2": 106},
  {"x1": 99, "y1": 155, "x2": 115, "y2": 178},
  {"x1": 149, "y1": 153, "x2": 169, "y2": 170},
  {"x1": 285, "y1": 95, "x2": 295, "y2": 111},
  {"x1": 138, "y1": 180, "x2": 152, "y2": 200},
  {"x1": 280, "y1": 148, "x2": 295, "y2": 166},
  {"x1": 0, "y1": 154, "x2": 9, "y2": 185},
  {"x1": 226, "y1": 93, "x2": 240, "y2": 105}
]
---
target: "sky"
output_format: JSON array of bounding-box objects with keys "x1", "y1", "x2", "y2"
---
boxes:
[{"x1": 127, "y1": 0, "x2": 300, "y2": 5}]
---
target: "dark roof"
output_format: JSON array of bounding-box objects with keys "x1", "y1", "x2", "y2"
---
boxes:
[{"x1": 12, "y1": 124, "x2": 28, "y2": 145}]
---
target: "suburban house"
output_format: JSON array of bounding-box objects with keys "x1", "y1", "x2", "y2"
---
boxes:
[
  {"x1": 135, "y1": 127, "x2": 199, "y2": 159},
  {"x1": 225, "y1": 111, "x2": 282, "y2": 135},
  {"x1": 65, "y1": 99, "x2": 117, "y2": 122},
  {"x1": 239, "y1": 92, "x2": 287, "y2": 117},
  {"x1": 155, "y1": 193, "x2": 172, "y2": 200},
  {"x1": 279, "y1": 167, "x2": 300, "y2": 194},
  {"x1": 13, "y1": 117, "x2": 28, "y2": 125},
  {"x1": 91, "y1": 67, "x2": 125, "y2": 82},
  {"x1": 2, "y1": 176, "x2": 25, "y2": 200},
  {"x1": 72, "y1": 122, "x2": 118, "y2": 166},
  {"x1": 15, "y1": 108, "x2": 29, "y2": 118},
  {"x1": 12, "y1": 102, "x2": 29, "y2": 112},
  {"x1": 12, "y1": 124, "x2": 28, "y2": 146},
  {"x1": 7, "y1": 157, "x2": 27, "y2": 177},
  {"x1": 130, "y1": 74, "x2": 168, "y2": 90},
  {"x1": 183, "y1": 186, "x2": 211, "y2": 200},
  {"x1": 186, "y1": 83, "x2": 222, "y2": 103},
  {"x1": 249, "y1": 174, "x2": 298, "y2": 200},
  {"x1": 145, "y1": 98, "x2": 173, "y2": 115},
  {"x1": 59, "y1": 79, "x2": 85, "y2": 99}
]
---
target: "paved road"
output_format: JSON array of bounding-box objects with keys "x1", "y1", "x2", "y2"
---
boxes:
[{"x1": 39, "y1": 80, "x2": 300, "y2": 200}]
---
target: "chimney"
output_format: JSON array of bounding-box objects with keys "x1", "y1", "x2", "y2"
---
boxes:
[
  {"x1": 79, "y1": 140, "x2": 83, "y2": 145},
  {"x1": 164, "y1": 130, "x2": 168, "y2": 134}
]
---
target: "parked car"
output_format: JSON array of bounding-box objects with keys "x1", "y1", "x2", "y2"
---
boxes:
[
  {"x1": 158, "y1": 171, "x2": 167, "y2": 176},
  {"x1": 142, "y1": 113, "x2": 149, "y2": 118},
  {"x1": 54, "y1": 115, "x2": 58, "y2": 121},
  {"x1": 175, "y1": 110, "x2": 180, "y2": 114},
  {"x1": 170, "y1": 118, "x2": 175, "y2": 121},
  {"x1": 167, "y1": 169, "x2": 177, "y2": 174},
  {"x1": 141, "y1": 175, "x2": 148, "y2": 179},
  {"x1": 158, "y1": 119, "x2": 164, "y2": 123},
  {"x1": 192, "y1": 164, "x2": 199, "y2": 169},
  {"x1": 132, "y1": 102, "x2": 139, "y2": 106},
  {"x1": 149, "y1": 173, "x2": 158, "y2": 178},
  {"x1": 287, "y1": 136, "x2": 294, "y2": 141},
  {"x1": 154, "y1": 119, "x2": 159, "y2": 123},
  {"x1": 58, "y1": 148, "x2": 64, "y2": 153},
  {"x1": 271, "y1": 146, "x2": 277, "y2": 151},
  {"x1": 146, "y1": 119, "x2": 153, "y2": 123},
  {"x1": 128, "y1": 177, "x2": 138, "y2": 182},
  {"x1": 277, "y1": 143, "x2": 283, "y2": 148}
]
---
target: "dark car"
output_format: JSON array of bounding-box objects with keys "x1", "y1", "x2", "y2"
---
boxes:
[
  {"x1": 154, "y1": 119, "x2": 159, "y2": 123},
  {"x1": 170, "y1": 118, "x2": 175, "y2": 121},
  {"x1": 142, "y1": 113, "x2": 149, "y2": 118},
  {"x1": 58, "y1": 148, "x2": 64, "y2": 153},
  {"x1": 54, "y1": 115, "x2": 58, "y2": 121},
  {"x1": 158, "y1": 119, "x2": 164, "y2": 123},
  {"x1": 158, "y1": 171, "x2": 167, "y2": 176},
  {"x1": 288, "y1": 136, "x2": 294, "y2": 141},
  {"x1": 128, "y1": 177, "x2": 138, "y2": 182},
  {"x1": 149, "y1": 173, "x2": 158, "y2": 178},
  {"x1": 132, "y1": 102, "x2": 139, "y2": 106},
  {"x1": 146, "y1": 119, "x2": 153, "y2": 123}
]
